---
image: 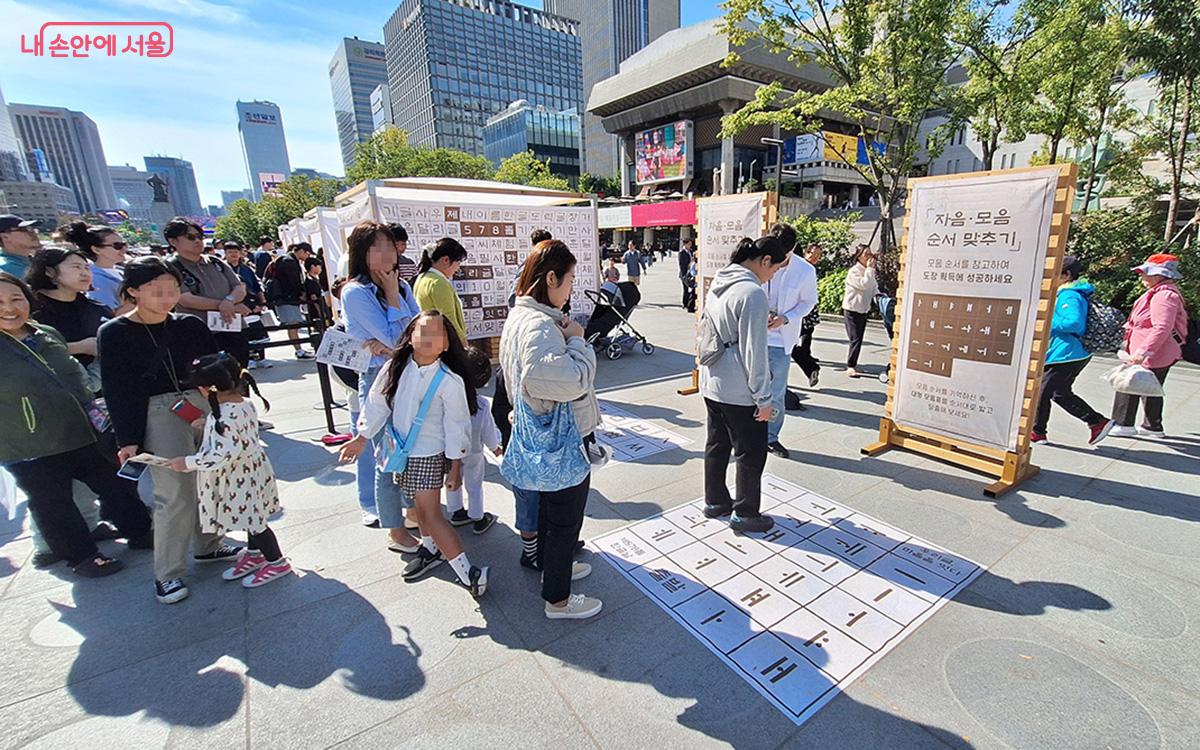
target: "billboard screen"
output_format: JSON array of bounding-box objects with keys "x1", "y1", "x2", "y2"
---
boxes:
[
  {"x1": 258, "y1": 172, "x2": 285, "y2": 196},
  {"x1": 634, "y1": 120, "x2": 693, "y2": 185}
]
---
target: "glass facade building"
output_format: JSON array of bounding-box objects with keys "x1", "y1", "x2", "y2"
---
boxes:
[
  {"x1": 143, "y1": 155, "x2": 203, "y2": 217},
  {"x1": 483, "y1": 101, "x2": 581, "y2": 181},
  {"x1": 328, "y1": 38, "x2": 388, "y2": 172},
  {"x1": 236, "y1": 100, "x2": 291, "y2": 201},
  {"x1": 0, "y1": 85, "x2": 29, "y2": 182},
  {"x1": 108, "y1": 164, "x2": 156, "y2": 226},
  {"x1": 382, "y1": 0, "x2": 582, "y2": 155},
  {"x1": 8, "y1": 103, "x2": 117, "y2": 213}
]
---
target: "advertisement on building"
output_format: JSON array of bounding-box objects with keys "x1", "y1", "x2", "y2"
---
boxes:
[
  {"x1": 258, "y1": 172, "x2": 285, "y2": 196},
  {"x1": 634, "y1": 120, "x2": 693, "y2": 185}
]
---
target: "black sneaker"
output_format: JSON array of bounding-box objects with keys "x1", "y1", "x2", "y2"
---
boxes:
[
  {"x1": 464, "y1": 565, "x2": 489, "y2": 597},
  {"x1": 767, "y1": 441, "x2": 790, "y2": 458},
  {"x1": 155, "y1": 578, "x2": 189, "y2": 604},
  {"x1": 449, "y1": 509, "x2": 472, "y2": 527},
  {"x1": 574, "y1": 539, "x2": 586, "y2": 555},
  {"x1": 402, "y1": 547, "x2": 444, "y2": 581},
  {"x1": 730, "y1": 514, "x2": 775, "y2": 534},
  {"x1": 703, "y1": 503, "x2": 732, "y2": 519},
  {"x1": 91, "y1": 522, "x2": 121, "y2": 541},
  {"x1": 519, "y1": 553, "x2": 542, "y2": 571},
  {"x1": 472, "y1": 512, "x2": 497, "y2": 535},
  {"x1": 194, "y1": 543, "x2": 243, "y2": 563}
]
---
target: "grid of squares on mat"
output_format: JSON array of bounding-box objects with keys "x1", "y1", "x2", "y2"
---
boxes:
[
  {"x1": 594, "y1": 401, "x2": 691, "y2": 467},
  {"x1": 591, "y1": 474, "x2": 984, "y2": 725}
]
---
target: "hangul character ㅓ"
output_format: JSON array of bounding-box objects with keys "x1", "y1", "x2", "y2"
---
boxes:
[{"x1": 123, "y1": 34, "x2": 144, "y2": 56}]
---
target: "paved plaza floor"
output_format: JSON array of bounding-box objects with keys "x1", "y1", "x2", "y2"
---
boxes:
[{"x1": 1, "y1": 263, "x2": 1198, "y2": 749}]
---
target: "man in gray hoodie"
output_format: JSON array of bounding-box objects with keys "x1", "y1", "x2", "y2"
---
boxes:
[{"x1": 699, "y1": 236, "x2": 789, "y2": 533}]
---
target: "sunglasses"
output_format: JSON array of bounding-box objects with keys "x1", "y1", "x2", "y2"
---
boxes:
[
  {"x1": 99, "y1": 241, "x2": 128, "y2": 250},
  {"x1": 182, "y1": 233, "x2": 203, "y2": 241}
]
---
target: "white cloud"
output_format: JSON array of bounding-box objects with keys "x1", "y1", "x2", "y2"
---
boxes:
[{"x1": 107, "y1": 0, "x2": 245, "y2": 25}]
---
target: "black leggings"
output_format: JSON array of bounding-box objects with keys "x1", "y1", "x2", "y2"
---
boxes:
[{"x1": 248, "y1": 527, "x2": 282, "y2": 562}]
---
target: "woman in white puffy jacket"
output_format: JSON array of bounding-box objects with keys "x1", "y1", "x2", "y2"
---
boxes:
[
  {"x1": 499, "y1": 239, "x2": 603, "y2": 621},
  {"x1": 842, "y1": 244, "x2": 879, "y2": 378}
]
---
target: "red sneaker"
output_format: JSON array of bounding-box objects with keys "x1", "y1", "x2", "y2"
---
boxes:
[
  {"x1": 222, "y1": 550, "x2": 266, "y2": 581},
  {"x1": 1030, "y1": 431, "x2": 1048, "y2": 445},
  {"x1": 1088, "y1": 419, "x2": 1115, "y2": 446},
  {"x1": 243, "y1": 559, "x2": 293, "y2": 588}
]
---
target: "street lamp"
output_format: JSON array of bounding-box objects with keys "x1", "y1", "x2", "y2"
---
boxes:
[{"x1": 761, "y1": 137, "x2": 785, "y2": 206}]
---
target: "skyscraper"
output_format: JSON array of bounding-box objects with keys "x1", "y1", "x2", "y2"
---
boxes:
[
  {"x1": 370, "y1": 84, "x2": 393, "y2": 135},
  {"x1": 543, "y1": 0, "x2": 680, "y2": 176},
  {"x1": 143, "y1": 155, "x2": 203, "y2": 217},
  {"x1": 108, "y1": 164, "x2": 156, "y2": 226},
  {"x1": 0, "y1": 85, "x2": 30, "y2": 182},
  {"x1": 328, "y1": 37, "x2": 388, "y2": 172},
  {"x1": 382, "y1": 0, "x2": 582, "y2": 155},
  {"x1": 484, "y1": 101, "x2": 581, "y2": 181},
  {"x1": 8, "y1": 103, "x2": 117, "y2": 212},
  {"x1": 236, "y1": 100, "x2": 291, "y2": 200},
  {"x1": 221, "y1": 188, "x2": 254, "y2": 210}
]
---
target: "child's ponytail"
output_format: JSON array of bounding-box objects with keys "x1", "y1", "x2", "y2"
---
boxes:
[{"x1": 191, "y1": 352, "x2": 269, "y2": 435}]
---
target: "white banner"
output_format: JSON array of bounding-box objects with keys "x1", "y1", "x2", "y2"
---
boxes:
[
  {"x1": 695, "y1": 194, "x2": 764, "y2": 312},
  {"x1": 892, "y1": 168, "x2": 1060, "y2": 452},
  {"x1": 597, "y1": 205, "x2": 632, "y2": 229}
]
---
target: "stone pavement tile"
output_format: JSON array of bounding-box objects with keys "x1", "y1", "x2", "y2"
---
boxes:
[
  {"x1": 331, "y1": 653, "x2": 594, "y2": 750},
  {"x1": 533, "y1": 597, "x2": 798, "y2": 749},
  {"x1": 777, "y1": 689, "x2": 974, "y2": 749},
  {"x1": 244, "y1": 572, "x2": 526, "y2": 748},
  {"x1": 0, "y1": 630, "x2": 247, "y2": 750},
  {"x1": 843, "y1": 598, "x2": 1200, "y2": 750}
]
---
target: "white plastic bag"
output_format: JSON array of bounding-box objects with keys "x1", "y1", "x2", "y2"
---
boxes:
[
  {"x1": 1103, "y1": 363, "x2": 1165, "y2": 397},
  {"x1": 0, "y1": 467, "x2": 16, "y2": 521}
]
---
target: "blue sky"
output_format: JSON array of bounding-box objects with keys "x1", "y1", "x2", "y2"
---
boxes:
[{"x1": 3, "y1": 1, "x2": 724, "y2": 207}]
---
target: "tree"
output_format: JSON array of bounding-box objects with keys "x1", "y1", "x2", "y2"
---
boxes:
[
  {"x1": 579, "y1": 172, "x2": 622, "y2": 197},
  {"x1": 719, "y1": 0, "x2": 971, "y2": 252},
  {"x1": 214, "y1": 199, "x2": 265, "y2": 245},
  {"x1": 347, "y1": 128, "x2": 494, "y2": 183},
  {"x1": 113, "y1": 221, "x2": 155, "y2": 246},
  {"x1": 494, "y1": 151, "x2": 572, "y2": 190},
  {"x1": 214, "y1": 175, "x2": 345, "y2": 245}
]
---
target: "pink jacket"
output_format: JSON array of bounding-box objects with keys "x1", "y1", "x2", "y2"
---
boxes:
[{"x1": 1125, "y1": 282, "x2": 1188, "y2": 369}]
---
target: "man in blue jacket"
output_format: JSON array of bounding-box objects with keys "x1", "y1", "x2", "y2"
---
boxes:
[{"x1": 1032, "y1": 256, "x2": 1113, "y2": 446}]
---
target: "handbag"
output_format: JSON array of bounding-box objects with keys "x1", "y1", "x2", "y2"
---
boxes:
[
  {"x1": 500, "y1": 387, "x2": 589, "y2": 493},
  {"x1": 374, "y1": 365, "x2": 446, "y2": 474}
]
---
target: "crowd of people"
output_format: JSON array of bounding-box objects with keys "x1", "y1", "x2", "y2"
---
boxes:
[{"x1": 0, "y1": 205, "x2": 1191, "y2": 621}]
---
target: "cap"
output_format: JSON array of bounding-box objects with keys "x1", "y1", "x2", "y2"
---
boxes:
[
  {"x1": 0, "y1": 215, "x2": 39, "y2": 233},
  {"x1": 1132, "y1": 253, "x2": 1183, "y2": 280}
]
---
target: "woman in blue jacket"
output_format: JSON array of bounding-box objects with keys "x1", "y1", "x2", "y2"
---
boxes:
[{"x1": 1032, "y1": 256, "x2": 1113, "y2": 446}]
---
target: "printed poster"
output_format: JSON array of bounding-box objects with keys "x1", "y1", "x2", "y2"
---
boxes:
[
  {"x1": 892, "y1": 168, "x2": 1060, "y2": 451},
  {"x1": 696, "y1": 194, "x2": 764, "y2": 313}
]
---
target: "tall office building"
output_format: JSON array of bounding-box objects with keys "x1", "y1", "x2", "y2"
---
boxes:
[
  {"x1": 328, "y1": 37, "x2": 388, "y2": 171},
  {"x1": 221, "y1": 188, "x2": 254, "y2": 210},
  {"x1": 143, "y1": 155, "x2": 203, "y2": 217},
  {"x1": 108, "y1": 164, "x2": 156, "y2": 226},
  {"x1": 236, "y1": 100, "x2": 291, "y2": 200},
  {"x1": 370, "y1": 84, "x2": 393, "y2": 135},
  {"x1": 0, "y1": 85, "x2": 30, "y2": 182},
  {"x1": 382, "y1": 0, "x2": 582, "y2": 155},
  {"x1": 544, "y1": 0, "x2": 680, "y2": 176},
  {"x1": 484, "y1": 101, "x2": 581, "y2": 181},
  {"x1": 8, "y1": 103, "x2": 117, "y2": 212}
]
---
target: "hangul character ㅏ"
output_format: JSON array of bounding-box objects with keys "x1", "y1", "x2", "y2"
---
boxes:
[
  {"x1": 19, "y1": 33, "x2": 44, "y2": 56},
  {"x1": 70, "y1": 35, "x2": 92, "y2": 57}
]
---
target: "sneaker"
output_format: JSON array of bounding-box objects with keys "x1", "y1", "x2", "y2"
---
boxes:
[
  {"x1": 1138, "y1": 427, "x2": 1167, "y2": 440},
  {"x1": 243, "y1": 559, "x2": 293, "y2": 588},
  {"x1": 809, "y1": 370, "x2": 820, "y2": 388},
  {"x1": 703, "y1": 503, "x2": 732, "y2": 519},
  {"x1": 1109, "y1": 425, "x2": 1139, "y2": 438},
  {"x1": 194, "y1": 543, "x2": 242, "y2": 563},
  {"x1": 545, "y1": 593, "x2": 603, "y2": 620},
  {"x1": 257, "y1": 359, "x2": 274, "y2": 369},
  {"x1": 1030, "y1": 431, "x2": 1048, "y2": 445},
  {"x1": 361, "y1": 510, "x2": 381, "y2": 528},
  {"x1": 463, "y1": 565, "x2": 489, "y2": 597},
  {"x1": 258, "y1": 419, "x2": 274, "y2": 431},
  {"x1": 730, "y1": 514, "x2": 775, "y2": 533},
  {"x1": 574, "y1": 539, "x2": 586, "y2": 555},
  {"x1": 91, "y1": 521, "x2": 121, "y2": 541},
  {"x1": 155, "y1": 578, "x2": 189, "y2": 604},
  {"x1": 571, "y1": 561, "x2": 592, "y2": 581},
  {"x1": 449, "y1": 509, "x2": 473, "y2": 527},
  {"x1": 846, "y1": 367, "x2": 861, "y2": 379},
  {"x1": 472, "y1": 512, "x2": 497, "y2": 535},
  {"x1": 222, "y1": 549, "x2": 267, "y2": 580},
  {"x1": 387, "y1": 538, "x2": 420, "y2": 554},
  {"x1": 766, "y1": 441, "x2": 790, "y2": 459},
  {"x1": 519, "y1": 553, "x2": 541, "y2": 571},
  {"x1": 295, "y1": 349, "x2": 315, "y2": 360},
  {"x1": 402, "y1": 547, "x2": 443, "y2": 580},
  {"x1": 247, "y1": 359, "x2": 258, "y2": 370},
  {"x1": 1087, "y1": 420, "x2": 1115, "y2": 446}
]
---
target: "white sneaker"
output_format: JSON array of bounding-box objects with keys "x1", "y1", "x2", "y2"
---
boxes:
[
  {"x1": 545, "y1": 593, "x2": 603, "y2": 620},
  {"x1": 571, "y1": 561, "x2": 592, "y2": 581},
  {"x1": 360, "y1": 510, "x2": 380, "y2": 528},
  {"x1": 1138, "y1": 428, "x2": 1167, "y2": 439},
  {"x1": 1109, "y1": 425, "x2": 1139, "y2": 438}
]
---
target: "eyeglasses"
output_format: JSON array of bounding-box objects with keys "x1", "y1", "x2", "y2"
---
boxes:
[
  {"x1": 182, "y1": 233, "x2": 203, "y2": 241},
  {"x1": 99, "y1": 242, "x2": 128, "y2": 250}
]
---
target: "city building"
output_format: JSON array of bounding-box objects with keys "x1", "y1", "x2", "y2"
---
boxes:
[
  {"x1": 483, "y1": 100, "x2": 581, "y2": 181},
  {"x1": 206, "y1": 205, "x2": 225, "y2": 218},
  {"x1": 236, "y1": 100, "x2": 291, "y2": 200},
  {"x1": 0, "y1": 85, "x2": 30, "y2": 182},
  {"x1": 0, "y1": 180, "x2": 75, "y2": 225},
  {"x1": 382, "y1": 0, "x2": 583, "y2": 155},
  {"x1": 370, "y1": 84, "x2": 393, "y2": 135},
  {"x1": 328, "y1": 37, "x2": 388, "y2": 172},
  {"x1": 143, "y1": 155, "x2": 203, "y2": 217},
  {"x1": 7, "y1": 103, "x2": 117, "y2": 213},
  {"x1": 221, "y1": 188, "x2": 254, "y2": 209},
  {"x1": 108, "y1": 164, "x2": 156, "y2": 226},
  {"x1": 544, "y1": 0, "x2": 680, "y2": 177}
]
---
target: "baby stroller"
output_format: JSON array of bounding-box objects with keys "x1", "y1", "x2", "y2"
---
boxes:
[{"x1": 584, "y1": 282, "x2": 655, "y2": 360}]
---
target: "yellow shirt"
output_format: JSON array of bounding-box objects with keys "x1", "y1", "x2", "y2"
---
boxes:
[{"x1": 413, "y1": 268, "x2": 468, "y2": 342}]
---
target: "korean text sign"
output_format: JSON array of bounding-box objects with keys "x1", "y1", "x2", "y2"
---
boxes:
[{"x1": 696, "y1": 195, "x2": 764, "y2": 313}]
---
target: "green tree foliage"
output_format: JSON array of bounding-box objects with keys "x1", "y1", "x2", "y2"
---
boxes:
[
  {"x1": 817, "y1": 268, "x2": 849, "y2": 314},
  {"x1": 346, "y1": 128, "x2": 494, "y2": 183},
  {"x1": 780, "y1": 213, "x2": 860, "y2": 270},
  {"x1": 578, "y1": 172, "x2": 622, "y2": 196},
  {"x1": 113, "y1": 221, "x2": 156, "y2": 246},
  {"x1": 213, "y1": 175, "x2": 344, "y2": 245},
  {"x1": 493, "y1": 151, "x2": 572, "y2": 191}
]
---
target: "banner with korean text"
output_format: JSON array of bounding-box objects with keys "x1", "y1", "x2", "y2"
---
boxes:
[{"x1": 695, "y1": 194, "x2": 765, "y2": 313}]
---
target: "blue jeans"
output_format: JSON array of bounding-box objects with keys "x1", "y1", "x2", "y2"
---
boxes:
[
  {"x1": 354, "y1": 365, "x2": 380, "y2": 515},
  {"x1": 767, "y1": 345, "x2": 791, "y2": 444},
  {"x1": 513, "y1": 486, "x2": 539, "y2": 534}
]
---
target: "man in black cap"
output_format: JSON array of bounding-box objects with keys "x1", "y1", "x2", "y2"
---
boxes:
[{"x1": 0, "y1": 215, "x2": 42, "y2": 279}]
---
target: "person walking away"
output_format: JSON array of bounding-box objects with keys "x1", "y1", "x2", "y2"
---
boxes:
[
  {"x1": 791, "y1": 243, "x2": 824, "y2": 389},
  {"x1": 340, "y1": 221, "x2": 420, "y2": 531},
  {"x1": 699, "y1": 236, "x2": 790, "y2": 533},
  {"x1": 63, "y1": 221, "x2": 130, "y2": 314},
  {"x1": 762, "y1": 225, "x2": 818, "y2": 458},
  {"x1": 501, "y1": 239, "x2": 602, "y2": 619},
  {"x1": 1031, "y1": 256, "x2": 1114, "y2": 446},
  {"x1": 340, "y1": 311, "x2": 489, "y2": 597},
  {"x1": 252, "y1": 237, "x2": 276, "y2": 278},
  {"x1": 413, "y1": 237, "x2": 469, "y2": 342},
  {"x1": 224, "y1": 241, "x2": 272, "y2": 370},
  {"x1": 678, "y1": 238, "x2": 695, "y2": 308},
  {"x1": 164, "y1": 353, "x2": 291, "y2": 587},
  {"x1": 0, "y1": 272, "x2": 152, "y2": 577},
  {"x1": 164, "y1": 218, "x2": 252, "y2": 370},
  {"x1": 264, "y1": 242, "x2": 315, "y2": 359},
  {"x1": 842, "y1": 245, "x2": 878, "y2": 378},
  {"x1": 1109, "y1": 254, "x2": 1189, "y2": 439},
  {"x1": 99, "y1": 257, "x2": 240, "y2": 604},
  {"x1": 446, "y1": 346, "x2": 501, "y2": 534},
  {"x1": 623, "y1": 241, "x2": 642, "y2": 286},
  {"x1": 0, "y1": 214, "x2": 41, "y2": 279}
]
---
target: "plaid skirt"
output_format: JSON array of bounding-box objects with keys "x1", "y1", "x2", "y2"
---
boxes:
[{"x1": 393, "y1": 453, "x2": 448, "y2": 495}]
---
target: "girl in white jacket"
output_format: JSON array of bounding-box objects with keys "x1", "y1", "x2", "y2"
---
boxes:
[{"x1": 842, "y1": 245, "x2": 879, "y2": 378}]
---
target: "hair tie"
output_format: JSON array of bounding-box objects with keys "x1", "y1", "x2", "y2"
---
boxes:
[{"x1": 208, "y1": 385, "x2": 219, "y2": 392}]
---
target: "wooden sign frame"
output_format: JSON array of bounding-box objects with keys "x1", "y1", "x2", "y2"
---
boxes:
[{"x1": 862, "y1": 163, "x2": 1077, "y2": 497}]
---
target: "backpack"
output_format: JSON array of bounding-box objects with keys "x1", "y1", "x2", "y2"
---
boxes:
[
  {"x1": 1082, "y1": 301, "x2": 1126, "y2": 353},
  {"x1": 1178, "y1": 317, "x2": 1200, "y2": 365}
]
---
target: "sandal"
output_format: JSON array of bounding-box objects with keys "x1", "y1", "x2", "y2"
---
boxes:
[{"x1": 73, "y1": 554, "x2": 125, "y2": 578}]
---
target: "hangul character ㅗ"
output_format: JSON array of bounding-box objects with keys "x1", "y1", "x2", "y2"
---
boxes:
[
  {"x1": 975, "y1": 211, "x2": 992, "y2": 224},
  {"x1": 145, "y1": 30, "x2": 170, "y2": 57},
  {"x1": 48, "y1": 33, "x2": 70, "y2": 57},
  {"x1": 93, "y1": 33, "x2": 118, "y2": 56},
  {"x1": 70, "y1": 34, "x2": 92, "y2": 57}
]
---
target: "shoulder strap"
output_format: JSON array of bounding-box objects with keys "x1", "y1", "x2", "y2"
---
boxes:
[{"x1": 389, "y1": 365, "x2": 448, "y2": 448}]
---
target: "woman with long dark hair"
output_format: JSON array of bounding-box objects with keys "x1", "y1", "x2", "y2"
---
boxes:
[
  {"x1": 26, "y1": 246, "x2": 113, "y2": 392},
  {"x1": 413, "y1": 237, "x2": 468, "y2": 342}
]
